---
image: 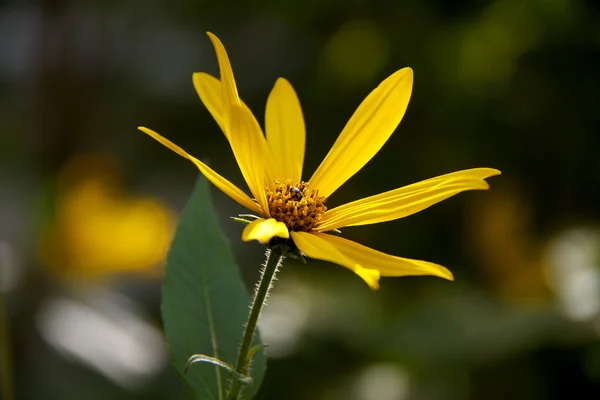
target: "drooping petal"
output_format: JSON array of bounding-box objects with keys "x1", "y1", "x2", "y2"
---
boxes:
[
  {"x1": 318, "y1": 168, "x2": 501, "y2": 231},
  {"x1": 265, "y1": 78, "x2": 306, "y2": 183},
  {"x1": 206, "y1": 32, "x2": 278, "y2": 196},
  {"x1": 291, "y1": 231, "x2": 380, "y2": 290},
  {"x1": 309, "y1": 68, "x2": 413, "y2": 198},
  {"x1": 241, "y1": 218, "x2": 289, "y2": 243},
  {"x1": 138, "y1": 127, "x2": 263, "y2": 215},
  {"x1": 312, "y1": 232, "x2": 453, "y2": 280}
]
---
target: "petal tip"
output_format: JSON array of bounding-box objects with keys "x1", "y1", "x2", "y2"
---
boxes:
[
  {"x1": 443, "y1": 271, "x2": 455, "y2": 281},
  {"x1": 397, "y1": 66, "x2": 414, "y2": 79},
  {"x1": 275, "y1": 77, "x2": 291, "y2": 86},
  {"x1": 435, "y1": 265, "x2": 454, "y2": 281},
  {"x1": 206, "y1": 31, "x2": 223, "y2": 47},
  {"x1": 138, "y1": 126, "x2": 155, "y2": 135},
  {"x1": 481, "y1": 168, "x2": 502, "y2": 179},
  {"x1": 355, "y1": 265, "x2": 381, "y2": 290}
]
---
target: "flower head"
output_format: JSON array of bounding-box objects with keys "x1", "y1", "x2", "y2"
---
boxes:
[{"x1": 139, "y1": 32, "x2": 500, "y2": 290}]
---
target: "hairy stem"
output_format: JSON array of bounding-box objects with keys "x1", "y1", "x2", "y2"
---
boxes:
[{"x1": 226, "y1": 248, "x2": 283, "y2": 400}]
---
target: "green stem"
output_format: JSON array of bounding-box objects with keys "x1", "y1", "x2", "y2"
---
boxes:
[
  {"x1": 226, "y1": 248, "x2": 283, "y2": 400},
  {"x1": 0, "y1": 290, "x2": 13, "y2": 400}
]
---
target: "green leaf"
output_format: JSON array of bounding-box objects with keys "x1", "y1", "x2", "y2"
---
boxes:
[{"x1": 162, "y1": 176, "x2": 266, "y2": 399}]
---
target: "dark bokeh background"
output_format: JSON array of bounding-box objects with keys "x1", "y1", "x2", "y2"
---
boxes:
[{"x1": 1, "y1": 0, "x2": 600, "y2": 399}]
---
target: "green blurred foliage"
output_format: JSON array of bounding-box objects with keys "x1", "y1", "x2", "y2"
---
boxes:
[{"x1": 1, "y1": 0, "x2": 600, "y2": 399}]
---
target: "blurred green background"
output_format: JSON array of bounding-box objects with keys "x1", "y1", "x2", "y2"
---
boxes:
[{"x1": 1, "y1": 0, "x2": 600, "y2": 399}]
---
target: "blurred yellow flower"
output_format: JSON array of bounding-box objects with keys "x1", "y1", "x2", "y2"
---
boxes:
[
  {"x1": 466, "y1": 183, "x2": 551, "y2": 304},
  {"x1": 39, "y1": 155, "x2": 176, "y2": 281},
  {"x1": 139, "y1": 32, "x2": 500, "y2": 290}
]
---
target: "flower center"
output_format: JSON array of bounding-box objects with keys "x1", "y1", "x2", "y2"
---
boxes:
[{"x1": 266, "y1": 179, "x2": 327, "y2": 232}]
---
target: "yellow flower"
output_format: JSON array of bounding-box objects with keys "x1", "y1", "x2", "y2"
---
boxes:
[{"x1": 139, "y1": 32, "x2": 500, "y2": 290}]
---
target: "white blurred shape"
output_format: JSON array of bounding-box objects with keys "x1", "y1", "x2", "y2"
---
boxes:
[
  {"x1": 546, "y1": 228, "x2": 600, "y2": 321},
  {"x1": 0, "y1": 241, "x2": 20, "y2": 293},
  {"x1": 258, "y1": 280, "x2": 310, "y2": 358},
  {"x1": 36, "y1": 289, "x2": 167, "y2": 389},
  {"x1": 354, "y1": 363, "x2": 410, "y2": 400}
]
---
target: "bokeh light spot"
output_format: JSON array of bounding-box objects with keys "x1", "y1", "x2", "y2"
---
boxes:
[{"x1": 354, "y1": 363, "x2": 410, "y2": 400}]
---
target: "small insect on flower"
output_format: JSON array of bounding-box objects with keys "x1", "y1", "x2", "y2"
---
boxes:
[{"x1": 290, "y1": 187, "x2": 303, "y2": 201}]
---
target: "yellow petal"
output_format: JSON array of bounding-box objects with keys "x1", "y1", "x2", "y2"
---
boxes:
[
  {"x1": 291, "y1": 231, "x2": 380, "y2": 290},
  {"x1": 192, "y1": 73, "x2": 257, "y2": 140},
  {"x1": 312, "y1": 232, "x2": 454, "y2": 280},
  {"x1": 192, "y1": 73, "x2": 277, "y2": 197},
  {"x1": 241, "y1": 218, "x2": 289, "y2": 243},
  {"x1": 228, "y1": 105, "x2": 274, "y2": 213},
  {"x1": 265, "y1": 78, "x2": 306, "y2": 183},
  {"x1": 309, "y1": 68, "x2": 413, "y2": 198},
  {"x1": 206, "y1": 33, "x2": 278, "y2": 198},
  {"x1": 206, "y1": 32, "x2": 241, "y2": 112},
  {"x1": 138, "y1": 127, "x2": 263, "y2": 215},
  {"x1": 318, "y1": 168, "x2": 501, "y2": 231},
  {"x1": 192, "y1": 72, "x2": 227, "y2": 137}
]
